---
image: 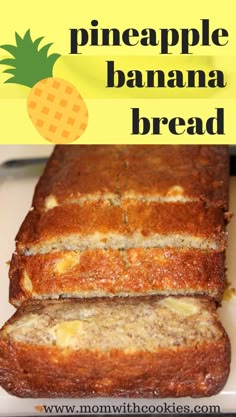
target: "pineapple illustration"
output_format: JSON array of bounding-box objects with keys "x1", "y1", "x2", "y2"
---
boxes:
[{"x1": 0, "y1": 30, "x2": 88, "y2": 143}]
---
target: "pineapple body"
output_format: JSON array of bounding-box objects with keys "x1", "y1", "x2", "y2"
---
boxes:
[{"x1": 27, "y1": 77, "x2": 88, "y2": 144}]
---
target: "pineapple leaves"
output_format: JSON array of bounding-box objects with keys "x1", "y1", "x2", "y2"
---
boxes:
[
  {"x1": 0, "y1": 45, "x2": 17, "y2": 55},
  {"x1": 39, "y1": 43, "x2": 54, "y2": 56},
  {"x1": 34, "y1": 37, "x2": 46, "y2": 49},
  {"x1": 3, "y1": 68, "x2": 17, "y2": 74},
  {"x1": 0, "y1": 58, "x2": 15, "y2": 66},
  {"x1": 15, "y1": 32, "x2": 23, "y2": 46},
  {"x1": 0, "y1": 30, "x2": 61, "y2": 88},
  {"x1": 47, "y1": 53, "x2": 61, "y2": 68}
]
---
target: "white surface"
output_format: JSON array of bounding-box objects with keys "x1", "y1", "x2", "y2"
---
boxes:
[{"x1": 0, "y1": 146, "x2": 236, "y2": 415}]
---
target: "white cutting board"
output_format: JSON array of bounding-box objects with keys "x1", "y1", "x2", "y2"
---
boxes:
[{"x1": 0, "y1": 148, "x2": 235, "y2": 415}]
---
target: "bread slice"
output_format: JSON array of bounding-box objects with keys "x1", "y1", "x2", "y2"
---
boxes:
[
  {"x1": 0, "y1": 296, "x2": 230, "y2": 398},
  {"x1": 32, "y1": 145, "x2": 229, "y2": 210},
  {"x1": 16, "y1": 201, "x2": 227, "y2": 255},
  {"x1": 9, "y1": 249, "x2": 226, "y2": 306}
]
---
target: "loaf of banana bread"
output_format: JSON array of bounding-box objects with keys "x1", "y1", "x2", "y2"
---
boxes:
[
  {"x1": 9, "y1": 145, "x2": 229, "y2": 305},
  {"x1": 1, "y1": 145, "x2": 231, "y2": 400},
  {"x1": 0, "y1": 296, "x2": 231, "y2": 398}
]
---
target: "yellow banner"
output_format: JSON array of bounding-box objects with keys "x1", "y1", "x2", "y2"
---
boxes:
[{"x1": 0, "y1": 0, "x2": 235, "y2": 144}]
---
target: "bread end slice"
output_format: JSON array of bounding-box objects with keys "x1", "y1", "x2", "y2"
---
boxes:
[{"x1": 0, "y1": 297, "x2": 230, "y2": 398}]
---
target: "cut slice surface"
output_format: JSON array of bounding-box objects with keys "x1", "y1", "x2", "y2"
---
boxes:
[
  {"x1": 0, "y1": 297, "x2": 230, "y2": 398},
  {"x1": 16, "y1": 201, "x2": 227, "y2": 255},
  {"x1": 9, "y1": 248, "x2": 225, "y2": 305},
  {"x1": 0, "y1": 297, "x2": 227, "y2": 351}
]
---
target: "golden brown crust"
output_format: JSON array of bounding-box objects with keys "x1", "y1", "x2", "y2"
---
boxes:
[
  {"x1": 9, "y1": 249, "x2": 226, "y2": 305},
  {"x1": 0, "y1": 342, "x2": 230, "y2": 398},
  {"x1": 33, "y1": 145, "x2": 229, "y2": 210},
  {"x1": 0, "y1": 297, "x2": 230, "y2": 398},
  {"x1": 15, "y1": 201, "x2": 227, "y2": 253}
]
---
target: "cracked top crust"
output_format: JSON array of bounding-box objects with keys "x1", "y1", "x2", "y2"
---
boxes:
[{"x1": 32, "y1": 145, "x2": 229, "y2": 210}]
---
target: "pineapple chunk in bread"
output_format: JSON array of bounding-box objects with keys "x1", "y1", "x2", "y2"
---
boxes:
[{"x1": 0, "y1": 297, "x2": 230, "y2": 398}]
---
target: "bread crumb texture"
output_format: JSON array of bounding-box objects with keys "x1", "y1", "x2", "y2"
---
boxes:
[
  {"x1": 16, "y1": 201, "x2": 226, "y2": 255},
  {"x1": 2, "y1": 297, "x2": 222, "y2": 352}
]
